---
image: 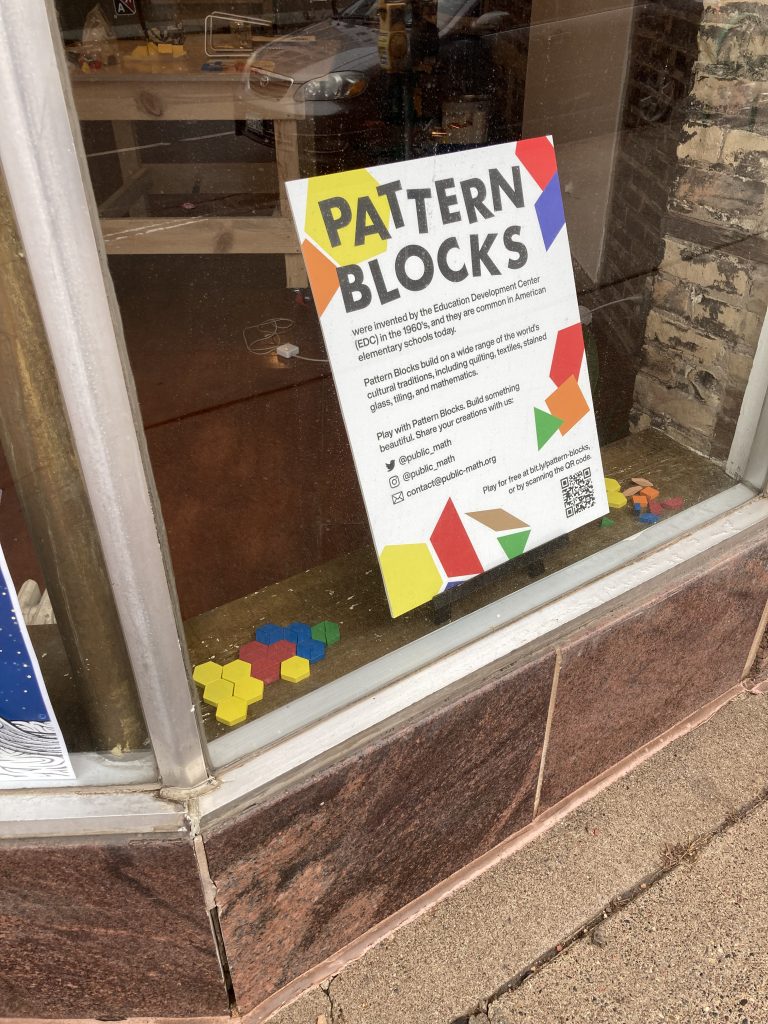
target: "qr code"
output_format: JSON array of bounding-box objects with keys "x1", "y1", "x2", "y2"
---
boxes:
[{"x1": 561, "y1": 467, "x2": 595, "y2": 518}]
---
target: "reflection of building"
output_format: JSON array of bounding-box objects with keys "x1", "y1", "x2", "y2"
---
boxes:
[
  {"x1": 631, "y1": 3, "x2": 768, "y2": 462},
  {"x1": 4, "y1": 0, "x2": 768, "y2": 1020}
]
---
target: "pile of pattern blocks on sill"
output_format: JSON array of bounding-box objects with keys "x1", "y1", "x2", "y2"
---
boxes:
[
  {"x1": 602, "y1": 475, "x2": 684, "y2": 527},
  {"x1": 191, "y1": 620, "x2": 340, "y2": 726}
]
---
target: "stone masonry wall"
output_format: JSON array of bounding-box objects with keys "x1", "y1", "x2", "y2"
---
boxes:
[
  {"x1": 630, "y1": 0, "x2": 768, "y2": 462},
  {"x1": 591, "y1": 0, "x2": 702, "y2": 444}
]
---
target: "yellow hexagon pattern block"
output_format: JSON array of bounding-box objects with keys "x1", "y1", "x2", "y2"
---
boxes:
[
  {"x1": 305, "y1": 168, "x2": 390, "y2": 266},
  {"x1": 192, "y1": 661, "x2": 222, "y2": 687},
  {"x1": 281, "y1": 656, "x2": 311, "y2": 683},
  {"x1": 215, "y1": 696, "x2": 249, "y2": 726},
  {"x1": 234, "y1": 677, "x2": 264, "y2": 705},
  {"x1": 202, "y1": 679, "x2": 234, "y2": 707},
  {"x1": 379, "y1": 543, "x2": 443, "y2": 618},
  {"x1": 222, "y1": 659, "x2": 253, "y2": 685}
]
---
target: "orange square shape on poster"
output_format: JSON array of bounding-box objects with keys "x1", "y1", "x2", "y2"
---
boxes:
[{"x1": 545, "y1": 375, "x2": 590, "y2": 434}]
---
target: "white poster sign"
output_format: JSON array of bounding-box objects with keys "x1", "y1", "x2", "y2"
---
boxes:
[
  {"x1": 287, "y1": 137, "x2": 608, "y2": 617},
  {"x1": 0, "y1": 543, "x2": 74, "y2": 783}
]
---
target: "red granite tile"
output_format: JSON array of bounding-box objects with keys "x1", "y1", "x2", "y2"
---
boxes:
[
  {"x1": 539, "y1": 529, "x2": 768, "y2": 811},
  {"x1": 0, "y1": 837, "x2": 227, "y2": 1018},
  {"x1": 203, "y1": 650, "x2": 555, "y2": 1012}
]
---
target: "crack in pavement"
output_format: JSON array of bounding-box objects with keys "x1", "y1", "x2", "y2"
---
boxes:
[
  {"x1": 448, "y1": 782, "x2": 768, "y2": 1024},
  {"x1": 321, "y1": 974, "x2": 343, "y2": 1024}
]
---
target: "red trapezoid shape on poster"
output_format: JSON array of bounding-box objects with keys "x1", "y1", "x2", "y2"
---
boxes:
[
  {"x1": 430, "y1": 498, "x2": 484, "y2": 577},
  {"x1": 301, "y1": 239, "x2": 340, "y2": 316},
  {"x1": 515, "y1": 137, "x2": 557, "y2": 192},
  {"x1": 550, "y1": 323, "x2": 585, "y2": 387}
]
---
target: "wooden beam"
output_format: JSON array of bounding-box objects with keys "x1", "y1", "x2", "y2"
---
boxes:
[
  {"x1": 98, "y1": 167, "x2": 152, "y2": 217},
  {"x1": 274, "y1": 120, "x2": 308, "y2": 288},
  {"x1": 72, "y1": 79, "x2": 296, "y2": 121},
  {"x1": 100, "y1": 214, "x2": 300, "y2": 254}
]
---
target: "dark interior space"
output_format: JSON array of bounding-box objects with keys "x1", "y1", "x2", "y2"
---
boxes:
[{"x1": 3, "y1": 0, "x2": 738, "y2": 748}]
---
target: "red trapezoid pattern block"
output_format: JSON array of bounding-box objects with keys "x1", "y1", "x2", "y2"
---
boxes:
[
  {"x1": 430, "y1": 498, "x2": 483, "y2": 577},
  {"x1": 301, "y1": 239, "x2": 340, "y2": 316},
  {"x1": 550, "y1": 323, "x2": 585, "y2": 387},
  {"x1": 515, "y1": 137, "x2": 557, "y2": 192}
]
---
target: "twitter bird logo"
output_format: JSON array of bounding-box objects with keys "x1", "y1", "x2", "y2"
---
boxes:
[{"x1": 385, "y1": 460, "x2": 395, "y2": 472}]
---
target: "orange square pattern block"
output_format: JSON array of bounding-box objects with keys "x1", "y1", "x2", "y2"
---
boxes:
[
  {"x1": 641, "y1": 487, "x2": 660, "y2": 500},
  {"x1": 545, "y1": 375, "x2": 590, "y2": 435}
]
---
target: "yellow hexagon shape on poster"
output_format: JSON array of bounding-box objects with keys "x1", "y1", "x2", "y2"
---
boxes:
[
  {"x1": 379, "y1": 543, "x2": 442, "y2": 618},
  {"x1": 305, "y1": 169, "x2": 390, "y2": 266}
]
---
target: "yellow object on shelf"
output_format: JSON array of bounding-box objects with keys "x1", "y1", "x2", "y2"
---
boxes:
[
  {"x1": 607, "y1": 491, "x2": 628, "y2": 510},
  {"x1": 281, "y1": 655, "x2": 311, "y2": 683},
  {"x1": 215, "y1": 695, "x2": 249, "y2": 726},
  {"x1": 603, "y1": 477, "x2": 621, "y2": 493},
  {"x1": 202, "y1": 678, "x2": 234, "y2": 706},
  {"x1": 221, "y1": 658, "x2": 252, "y2": 685},
  {"x1": 234, "y1": 677, "x2": 264, "y2": 705},
  {"x1": 192, "y1": 660, "x2": 222, "y2": 687}
]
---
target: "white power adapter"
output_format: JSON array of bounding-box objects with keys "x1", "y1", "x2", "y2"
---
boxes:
[{"x1": 276, "y1": 342, "x2": 300, "y2": 360}]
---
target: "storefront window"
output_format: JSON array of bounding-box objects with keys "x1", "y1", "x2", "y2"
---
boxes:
[
  {"x1": 0, "y1": 171, "x2": 150, "y2": 783},
  {"x1": 50, "y1": 0, "x2": 767, "y2": 762}
]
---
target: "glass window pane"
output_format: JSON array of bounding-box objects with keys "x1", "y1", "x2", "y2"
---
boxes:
[
  {"x1": 0, "y1": 175, "x2": 151, "y2": 782},
  {"x1": 51, "y1": 0, "x2": 766, "y2": 758}
]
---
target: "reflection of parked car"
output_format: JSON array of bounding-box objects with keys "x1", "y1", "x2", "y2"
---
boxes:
[{"x1": 238, "y1": 0, "x2": 525, "y2": 173}]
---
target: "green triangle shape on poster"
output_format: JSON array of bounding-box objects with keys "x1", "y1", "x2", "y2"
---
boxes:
[
  {"x1": 534, "y1": 407, "x2": 563, "y2": 449},
  {"x1": 497, "y1": 529, "x2": 531, "y2": 560}
]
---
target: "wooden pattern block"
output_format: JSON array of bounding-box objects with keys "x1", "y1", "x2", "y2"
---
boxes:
[
  {"x1": 256, "y1": 624, "x2": 287, "y2": 645},
  {"x1": 268, "y1": 639, "x2": 297, "y2": 661},
  {"x1": 281, "y1": 656, "x2": 311, "y2": 683},
  {"x1": 245, "y1": 655, "x2": 281, "y2": 685},
  {"x1": 215, "y1": 696, "x2": 249, "y2": 726},
  {"x1": 234, "y1": 678, "x2": 264, "y2": 705},
  {"x1": 297, "y1": 639, "x2": 326, "y2": 663},
  {"x1": 221, "y1": 659, "x2": 253, "y2": 685},
  {"x1": 312, "y1": 621, "x2": 340, "y2": 645},
  {"x1": 239, "y1": 640, "x2": 272, "y2": 665},
  {"x1": 202, "y1": 679, "x2": 234, "y2": 706},
  {"x1": 192, "y1": 661, "x2": 222, "y2": 687},
  {"x1": 287, "y1": 621, "x2": 313, "y2": 644}
]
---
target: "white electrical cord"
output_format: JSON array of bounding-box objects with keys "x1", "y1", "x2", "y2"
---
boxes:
[{"x1": 242, "y1": 318, "x2": 329, "y2": 363}]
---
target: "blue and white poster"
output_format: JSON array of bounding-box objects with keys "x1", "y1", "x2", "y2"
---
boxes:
[{"x1": 0, "y1": 543, "x2": 73, "y2": 783}]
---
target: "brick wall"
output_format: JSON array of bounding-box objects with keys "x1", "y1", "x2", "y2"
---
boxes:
[
  {"x1": 591, "y1": 0, "x2": 703, "y2": 443},
  {"x1": 630, "y1": 0, "x2": 768, "y2": 461}
]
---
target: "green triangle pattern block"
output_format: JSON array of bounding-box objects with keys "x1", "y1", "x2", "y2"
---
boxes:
[
  {"x1": 312, "y1": 620, "x2": 340, "y2": 645},
  {"x1": 497, "y1": 529, "x2": 531, "y2": 560},
  {"x1": 534, "y1": 406, "x2": 563, "y2": 449}
]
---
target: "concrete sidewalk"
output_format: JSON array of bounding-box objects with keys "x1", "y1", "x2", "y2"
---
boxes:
[
  {"x1": 265, "y1": 690, "x2": 768, "y2": 1024},
  {"x1": 488, "y1": 798, "x2": 768, "y2": 1022}
]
